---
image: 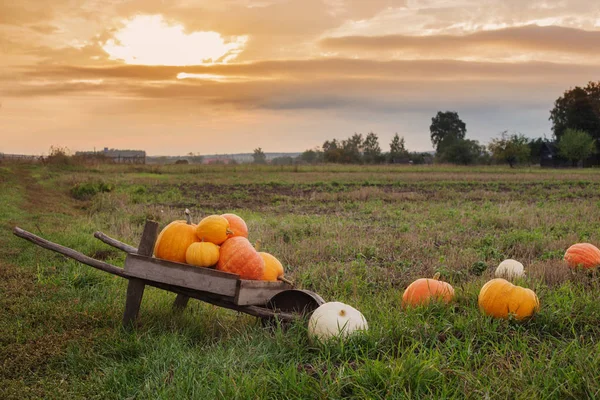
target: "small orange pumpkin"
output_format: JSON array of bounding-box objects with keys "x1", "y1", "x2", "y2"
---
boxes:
[
  {"x1": 259, "y1": 252, "x2": 284, "y2": 281},
  {"x1": 154, "y1": 210, "x2": 198, "y2": 264},
  {"x1": 222, "y1": 213, "x2": 248, "y2": 238},
  {"x1": 196, "y1": 215, "x2": 232, "y2": 245},
  {"x1": 478, "y1": 278, "x2": 539, "y2": 320},
  {"x1": 185, "y1": 242, "x2": 220, "y2": 268},
  {"x1": 402, "y1": 273, "x2": 454, "y2": 307},
  {"x1": 216, "y1": 237, "x2": 264, "y2": 280},
  {"x1": 564, "y1": 243, "x2": 600, "y2": 269}
]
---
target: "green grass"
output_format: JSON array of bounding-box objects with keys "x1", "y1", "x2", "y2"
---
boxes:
[{"x1": 1, "y1": 163, "x2": 600, "y2": 399}]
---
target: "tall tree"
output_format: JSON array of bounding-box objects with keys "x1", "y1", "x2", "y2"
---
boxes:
[
  {"x1": 252, "y1": 147, "x2": 267, "y2": 164},
  {"x1": 363, "y1": 132, "x2": 382, "y2": 164},
  {"x1": 557, "y1": 129, "x2": 595, "y2": 167},
  {"x1": 488, "y1": 131, "x2": 531, "y2": 168},
  {"x1": 550, "y1": 81, "x2": 600, "y2": 142},
  {"x1": 430, "y1": 111, "x2": 466, "y2": 151},
  {"x1": 389, "y1": 133, "x2": 408, "y2": 163}
]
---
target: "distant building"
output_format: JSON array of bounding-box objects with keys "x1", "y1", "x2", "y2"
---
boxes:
[
  {"x1": 76, "y1": 147, "x2": 146, "y2": 164},
  {"x1": 540, "y1": 141, "x2": 600, "y2": 168}
]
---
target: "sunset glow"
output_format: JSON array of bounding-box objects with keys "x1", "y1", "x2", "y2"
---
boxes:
[{"x1": 102, "y1": 15, "x2": 248, "y2": 66}]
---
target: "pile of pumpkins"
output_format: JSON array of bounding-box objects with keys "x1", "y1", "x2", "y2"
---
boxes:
[
  {"x1": 153, "y1": 214, "x2": 600, "y2": 342},
  {"x1": 307, "y1": 242, "x2": 600, "y2": 341},
  {"x1": 153, "y1": 210, "x2": 288, "y2": 283}
]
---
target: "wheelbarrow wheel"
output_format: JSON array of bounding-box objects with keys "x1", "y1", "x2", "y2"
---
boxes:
[{"x1": 261, "y1": 289, "x2": 325, "y2": 328}]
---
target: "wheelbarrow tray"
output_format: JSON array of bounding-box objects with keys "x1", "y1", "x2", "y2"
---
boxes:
[{"x1": 124, "y1": 253, "x2": 291, "y2": 306}]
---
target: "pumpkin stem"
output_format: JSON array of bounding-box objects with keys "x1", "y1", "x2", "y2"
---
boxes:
[
  {"x1": 185, "y1": 209, "x2": 191, "y2": 225},
  {"x1": 433, "y1": 272, "x2": 441, "y2": 280},
  {"x1": 226, "y1": 228, "x2": 234, "y2": 236},
  {"x1": 254, "y1": 239, "x2": 262, "y2": 252},
  {"x1": 339, "y1": 309, "x2": 346, "y2": 317},
  {"x1": 277, "y1": 275, "x2": 294, "y2": 286}
]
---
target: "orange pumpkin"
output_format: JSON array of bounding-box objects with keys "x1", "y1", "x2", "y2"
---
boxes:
[
  {"x1": 185, "y1": 242, "x2": 220, "y2": 268},
  {"x1": 217, "y1": 237, "x2": 264, "y2": 280},
  {"x1": 478, "y1": 278, "x2": 539, "y2": 320},
  {"x1": 564, "y1": 243, "x2": 600, "y2": 269},
  {"x1": 402, "y1": 274, "x2": 454, "y2": 307},
  {"x1": 196, "y1": 215, "x2": 232, "y2": 245},
  {"x1": 154, "y1": 211, "x2": 198, "y2": 264},
  {"x1": 259, "y1": 252, "x2": 284, "y2": 281},
  {"x1": 222, "y1": 213, "x2": 248, "y2": 238}
]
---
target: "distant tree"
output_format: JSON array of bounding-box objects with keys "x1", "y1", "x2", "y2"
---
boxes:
[
  {"x1": 271, "y1": 156, "x2": 294, "y2": 166},
  {"x1": 340, "y1": 133, "x2": 363, "y2": 163},
  {"x1": 322, "y1": 139, "x2": 343, "y2": 163},
  {"x1": 550, "y1": 82, "x2": 600, "y2": 142},
  {"x1": 299, "y1": 148, "x2": 323, "y2": 164},
  {"x1": 430, "y1": 111, "x2": 467, "y2": 151},
  {"x1": 187, "y1": 152, "x2": 204, "y2": 164},
  {"x1": 437, "y1": 138, "x2": 484, "y2": 165},
  {"x1": 528, "y1": 137, "x2": 545, "y2": 165},
  {"x1": 557, "y1": 129, "x2": 595, "y2": 167},
  {"x1": 389, "y1": 133, "x2": 409, "y2": 163},
  {"x1": 253, "y1": 147, "x2": 267, "y2": 164},
  {"x1": 362, "y1": 132, "x2": 382, "y2": 164},
  {"x1": 488, "y1": 131, "x2": 531, "y2": 167}
]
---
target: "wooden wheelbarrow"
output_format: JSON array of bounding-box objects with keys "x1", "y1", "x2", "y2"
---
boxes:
[{"x1": 13, "y1": 220, "x2": 324, "y2": 328}]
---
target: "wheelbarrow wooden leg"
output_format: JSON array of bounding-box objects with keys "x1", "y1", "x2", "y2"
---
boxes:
[
  {"x1": 122, "y1": 220, "x2": 159, "y2": 328},
  {"x1": 173, "y1": 294, "x2": 190, "y2": 312},
  {"x1": 123, "y1": 278, "x2": 146, "y2": 327}
]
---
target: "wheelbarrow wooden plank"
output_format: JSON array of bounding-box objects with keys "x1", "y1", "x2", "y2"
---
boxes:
[
  {"x1": 234, "y1": 279, "x2": 292, "y2": 306},
  {"x1": 124, "y1": 254, "x2": 240, "y2": 298}
]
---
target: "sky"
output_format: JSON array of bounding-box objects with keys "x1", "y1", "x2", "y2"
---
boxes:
[{"x1": 1, "y1": 0, "x2": 599, "y2": 155}]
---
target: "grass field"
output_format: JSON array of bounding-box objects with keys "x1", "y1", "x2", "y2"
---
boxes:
[{"x1": 1, "y1": 163, "x2": 599, "y2": 399}]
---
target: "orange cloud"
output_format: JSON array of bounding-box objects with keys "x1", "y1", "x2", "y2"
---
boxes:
[
  {"x1": 17, "y1": 58, "x2": 600, "y2": 83},
  {"x1": 320, "y1": 25, "x2": 600, "y2": 56}
]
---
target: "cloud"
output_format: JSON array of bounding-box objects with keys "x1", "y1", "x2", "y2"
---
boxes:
[
  {"x1": 5, "y1": 61, "x2": 585, "y2": 118},
  {"x1": 17, "y1": 58, "x2": 600, "y2": 83},
  {"x1": 320, "y1": 25, "x2": 600, "y2": 56}
]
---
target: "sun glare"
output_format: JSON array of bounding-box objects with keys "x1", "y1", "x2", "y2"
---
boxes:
[{"x1": 102, "y1": 15, "x2": 248, "y2": 66}]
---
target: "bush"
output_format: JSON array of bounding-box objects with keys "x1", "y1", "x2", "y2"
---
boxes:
[{"x1": 70, "y1": 181, "x2": 114, "y2": 200}]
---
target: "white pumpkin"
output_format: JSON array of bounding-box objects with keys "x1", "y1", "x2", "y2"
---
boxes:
[
  {"x1": 495, "y1": 259, "x2": 525, "y2": 279},
  {"x1": 308, "y1": 301, "x2": 368, "y2": 341}
]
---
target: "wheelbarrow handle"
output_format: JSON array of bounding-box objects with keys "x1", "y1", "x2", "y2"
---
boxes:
[
  {"x1": 94, "y1": 231, "x2": 138, "y2": 254},
  {"x1": 13, "y1": 227, "x2": 129, "y2": 278}
]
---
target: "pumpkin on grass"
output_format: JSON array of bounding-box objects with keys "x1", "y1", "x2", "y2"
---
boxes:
[
  {"x1": 402, "y1": 273, "x2": 454, "y2": 307},
  {"x1": 222, "y1": 213, "x2": 248, "y2": 238},
  {"x1": 478, "y1": 278, "x2": 539, "y2": 320},
  {"x1": 154, "y1": 209, "x2": 198, "y2": 264},
  {"x1": 196, "y1": 215, "x2": 232, "y2": 245},
  {"x1": 216, "y1": 237, "x2": 264, "y2": 280},
  {"x1": 495, "y1": 259, "x2": 525, "y2": 279},
  {"x1": 564, "y1": 243, "x2": 600, "y2": 269},
  {"x1": 186, "y1": 242, "x2": 220, "y2": 268},
  {"x1": 308, "y1": 302, "x2": 368, "y2": 341}
]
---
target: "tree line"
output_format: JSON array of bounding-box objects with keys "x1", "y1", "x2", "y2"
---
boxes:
[{"x1": 257, "y1": 80, "x2": 600, "y2": 167}]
